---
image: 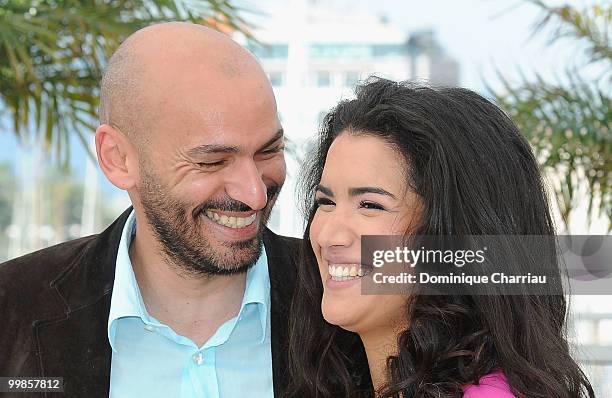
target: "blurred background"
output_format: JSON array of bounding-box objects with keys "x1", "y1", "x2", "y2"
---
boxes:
[{"x1": 0, "y1": 0, "x2": 610, "y2": 394}]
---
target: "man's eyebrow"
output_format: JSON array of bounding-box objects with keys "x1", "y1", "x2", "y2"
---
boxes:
[
  {"x1": 314, "y1": 184, "x2": 333, "y2": 197},
  {"x1": 186, "y1": 144, "x2": 239, "y2": 157},
  {"x1": 349, "y1": 187, "x2": 396, "y2": 199},
  {"x1": 257, "y1": 128, "x2": 284, "y2": 152},
  {"x1": 186, "y1": 128, "x2": 284, "y2": 157}
]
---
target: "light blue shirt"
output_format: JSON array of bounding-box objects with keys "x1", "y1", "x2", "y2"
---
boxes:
[{"x1": 108, "y1": 210, "x2": 274, "y2": 397}]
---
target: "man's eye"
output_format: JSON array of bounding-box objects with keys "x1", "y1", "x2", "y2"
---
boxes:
[
  {"x1": 261, "y1": 145, "x2": 285, "y2": 155},
  {"x1": 197, "y1": 160, "x2": 225, "y2": 168},
  {"x1": 359, "y1": 201, "x2": 385, "y2": 211}
]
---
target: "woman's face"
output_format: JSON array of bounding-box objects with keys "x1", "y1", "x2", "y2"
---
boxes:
[{"x1": 310, "y1": 132, "x2": 422, "y2": 334}]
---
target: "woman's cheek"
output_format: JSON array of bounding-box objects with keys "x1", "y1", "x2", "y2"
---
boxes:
[
  {"x1": 309, "y1": 211, "x2": 327, "y2": 280},
  {"x1": 309, "y1": 211, "x2": 322, "y2": 255},
  {"x1": 360, "y1": 214, "x2": 398, "y2": 235}
]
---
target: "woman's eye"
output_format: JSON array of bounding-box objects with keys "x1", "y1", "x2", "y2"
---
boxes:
[
  {"x1": 314, "y1": 197, "x2": 335, "y2": 208},
  {"x1": 359, "y1": 201, "x2": 385, "y2": 211}
]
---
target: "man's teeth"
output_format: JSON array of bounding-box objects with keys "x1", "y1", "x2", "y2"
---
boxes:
[
  {"x1": 328, "y1": 264, "x2": 365, "y2": 281},
  {"x1": 205, "y1": 211, "x2": 257, "y2": 229}
]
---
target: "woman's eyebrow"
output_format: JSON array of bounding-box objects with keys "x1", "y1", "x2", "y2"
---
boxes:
[{"x1": 348, "y1": 186, "x2": 396, "y2": 199}]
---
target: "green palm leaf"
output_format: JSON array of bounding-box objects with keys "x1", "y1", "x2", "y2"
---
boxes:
[
  {"x1": 492, "y1": 1, "x2": 611, "y2": 231},
  {"x1": 0, "y1": 0, "x2": 252, "y2": 164}
]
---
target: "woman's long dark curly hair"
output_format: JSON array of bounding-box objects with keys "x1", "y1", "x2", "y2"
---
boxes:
[{"x1": 286, "y1": 78, "x2": 595, "y2": 398}]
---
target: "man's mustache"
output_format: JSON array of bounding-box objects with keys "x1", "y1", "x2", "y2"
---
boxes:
[{"x1": 192, "y1": 185, "x2": 281, "y2": 219}]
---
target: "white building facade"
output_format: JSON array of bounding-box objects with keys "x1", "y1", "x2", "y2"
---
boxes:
[{"x1": 240, "y1": 5, "x2": 457, "y2": 236}]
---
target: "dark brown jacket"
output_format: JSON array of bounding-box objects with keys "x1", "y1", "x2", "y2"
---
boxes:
[{"x1": 0, "y1": 208, "x2": 299, "y2": 397}]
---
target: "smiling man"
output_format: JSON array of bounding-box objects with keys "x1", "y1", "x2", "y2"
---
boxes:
[{"x1": 0, "y1": 22, "x2": 298, "y2": 397}]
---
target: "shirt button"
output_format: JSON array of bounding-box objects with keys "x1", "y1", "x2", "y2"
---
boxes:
[
  {"x1": 144, "y1": 324, "x2": 155, "y2": 332},
  {"x1": 193, "y1": 352, "x2": 204, "y2": 366}
]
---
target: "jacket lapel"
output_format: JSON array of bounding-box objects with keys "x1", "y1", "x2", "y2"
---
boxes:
[
  {"x1": 264, "y1": 229, "x2": 300, "y2": 397},
  {"x1": 35, "y1": 208, "x2": 131, "y2": 397}
]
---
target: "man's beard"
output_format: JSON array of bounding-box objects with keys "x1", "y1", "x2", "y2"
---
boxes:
[{"x1": 137, "y1": 166, "x2": 280, "y2": 277}]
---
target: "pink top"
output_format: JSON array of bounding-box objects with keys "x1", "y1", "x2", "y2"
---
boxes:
[{"x1": 462, "y1": 371, "x2": 515, "y2": 398}]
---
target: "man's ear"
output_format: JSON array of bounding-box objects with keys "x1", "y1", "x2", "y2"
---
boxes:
[{"x1": 95, "y1": 124, "x2": 139, "y2": 190}]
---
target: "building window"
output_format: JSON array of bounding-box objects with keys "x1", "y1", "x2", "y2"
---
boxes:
[
  {"x1": 269, "y1": 71, "x2": 284, "y2": 87},
  {"x1": 372, "y1": 44, "x2": 405, "y2": 57},
  {"x1": 310, "y1": 44, "x2": 370, "y2": 59},
  {"x1": 316, "y1": 71, "x2": 331, "y2": 87},
  {"x1": 247, "y1": 43, "x2": 288, "y2": 59},
  {"x1": 345, "y1": 72, "x2": 360, "y2": 88},
  {"x1": 309, "y1": 44, "x2": 406, "y2": 59}
]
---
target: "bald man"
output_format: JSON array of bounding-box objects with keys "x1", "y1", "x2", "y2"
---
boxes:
[{"x1": 0, "y1": 22, "x2": 299, "y2": 397}]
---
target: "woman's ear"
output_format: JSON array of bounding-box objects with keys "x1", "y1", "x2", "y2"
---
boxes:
[{"x1": 95, "y1": 124, "x2": 139, "y2": 190}]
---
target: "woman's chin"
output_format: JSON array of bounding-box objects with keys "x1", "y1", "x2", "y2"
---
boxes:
[{"x1": 321, "y1": 298, "x2": 363, "y2": 332}]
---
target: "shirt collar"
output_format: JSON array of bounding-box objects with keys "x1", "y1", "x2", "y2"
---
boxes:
[
  {"x1": 107, "y1": 209, "x2": 270, "y2": 350},
  {"x1": 243, "y1": 244, "x2": 271, "y2": 343}
]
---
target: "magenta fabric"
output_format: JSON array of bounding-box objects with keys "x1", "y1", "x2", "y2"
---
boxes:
[{"x1": 462, "y1": 371, "x2": 515, "y2": 398}]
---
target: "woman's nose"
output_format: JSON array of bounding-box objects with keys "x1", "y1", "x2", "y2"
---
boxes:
[{"x1": 313, "y1": 207, "x2": 356, "y2": 249}]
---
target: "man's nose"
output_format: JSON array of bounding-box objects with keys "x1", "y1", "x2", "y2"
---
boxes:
[{"x1": 225, "y1": 160, "x2": 268, "y2": 211}]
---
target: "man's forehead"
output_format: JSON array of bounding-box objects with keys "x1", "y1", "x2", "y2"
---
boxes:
[
  {"x1": 146, "y1": 69, "x2": 279, "y2": 142},
  {"x1": 104, "y1": 22, "x2": 275, "y2": 142},
  {"x1": 130, "y1": 24, "x2": 259, "y2": 84}
]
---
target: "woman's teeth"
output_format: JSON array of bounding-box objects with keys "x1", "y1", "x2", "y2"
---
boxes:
[
  {"x1": 205, "y1": 211, "x2": 257, "y2": 229},
  {"x1": 328, "y1": 264, "x2": 365, "y2": 281}
]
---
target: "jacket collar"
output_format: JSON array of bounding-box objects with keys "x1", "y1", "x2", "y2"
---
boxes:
[
  {"x1": 263, "y1": 228, "x2": 298, "y2": 397},
  {"x1": 35, "y1": 208, "x2": 131, "y2": 397},
  {"x1": 51, "y1": 208, "x2": 132, "y2": 312}
]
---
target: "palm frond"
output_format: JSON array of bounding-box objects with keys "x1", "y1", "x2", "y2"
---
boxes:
[
  {"x1": 0, "y1": 0, "x2": 252, "y2": 165},
  {"x1": 491, "y1": 1, "x2": 611, "y2": 231}
]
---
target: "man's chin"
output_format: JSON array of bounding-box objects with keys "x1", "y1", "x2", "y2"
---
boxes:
[
  {"x1": 204, "y1": 253, "x2": 259, "y2": 275},
  {"x1": 220, "y1": 242, "x2": 262, "y2": 268}
]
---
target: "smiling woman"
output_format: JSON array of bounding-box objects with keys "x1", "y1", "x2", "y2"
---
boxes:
[
  {"x1": 309, "y1": 133, "x2": 416, "y2": 338},
  {"x1": 286, "y1": 77, "x2": 595, "y2": 398}
]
